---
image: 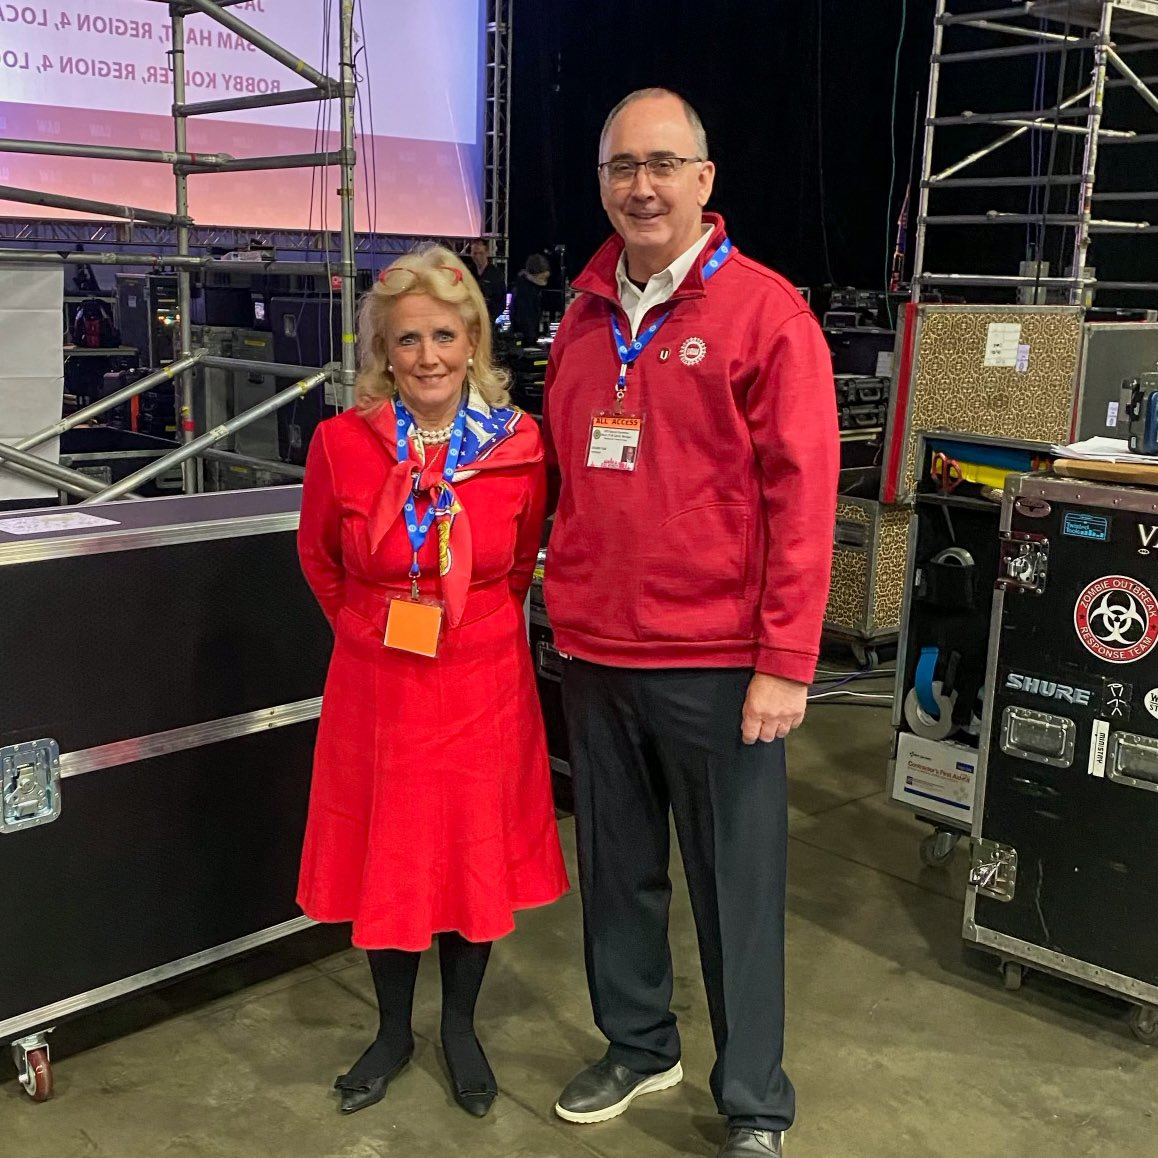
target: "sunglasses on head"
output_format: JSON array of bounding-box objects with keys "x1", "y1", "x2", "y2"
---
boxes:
[{"x1": 378, "y1": 264, "x2": 464, "y2": 285}]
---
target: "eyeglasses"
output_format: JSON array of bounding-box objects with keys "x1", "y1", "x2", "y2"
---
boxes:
[{"x1": 597, "y1": 156, "x2": 704, "y2": 187}]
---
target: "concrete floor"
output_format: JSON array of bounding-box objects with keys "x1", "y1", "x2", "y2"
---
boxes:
[{"x1": 5, "y1": 700, "x2": 1156, "y2": 1157}]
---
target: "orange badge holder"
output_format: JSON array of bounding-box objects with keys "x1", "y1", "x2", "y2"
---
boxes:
[{"x1": 384, "y1": 597, "x2": 445, "y2": 658}]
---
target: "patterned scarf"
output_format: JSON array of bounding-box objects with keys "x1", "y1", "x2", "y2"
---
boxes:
[{"x1": 368, "y1": 387, "x2": 526, "y2": 625}]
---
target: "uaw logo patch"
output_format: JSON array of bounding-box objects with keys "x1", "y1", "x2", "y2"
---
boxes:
[
  {"x1": 679, "y1": 336, "x2": 707, "y2": 367},
  {"x1": 1074, "y1": 575, "x2": 1158, "y2": 664}
]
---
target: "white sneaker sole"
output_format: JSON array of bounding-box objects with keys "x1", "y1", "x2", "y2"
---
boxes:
[{"x1": 554, "y1": 1061, "x2": 684, "y2": 1124}]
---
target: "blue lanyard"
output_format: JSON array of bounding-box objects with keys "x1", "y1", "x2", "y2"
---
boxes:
[
  {"x1": 610, "y1": 236, "x2": 733, "y2": 400},
  {"x1": 393, "y1": 397, "x2": 468, "y2": 585}
]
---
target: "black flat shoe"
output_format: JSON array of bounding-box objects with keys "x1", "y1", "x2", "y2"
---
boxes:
[
  {"x1": 453, "y1": 1085, "x2": 496, "y2": 1118},
  {"x1": 441, "y1": 1031, "x2": 497, "y2": 1118},
  {"x1": 333, "y1": 1046, "x2": 413, "y2": 1115}
]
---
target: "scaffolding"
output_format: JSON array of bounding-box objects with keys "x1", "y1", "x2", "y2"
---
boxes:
[
  {"x1": 0, "y1": 0, "x2": 513, "y2": 503},
  {"x1": 0, "y1": 0, "x2": 513, "y2": 258},
  {"x1": 912, "y1": 0, "x2": 1158, "y2": 304}
]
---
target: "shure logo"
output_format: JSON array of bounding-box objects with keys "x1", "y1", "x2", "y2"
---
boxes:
[{"x1": 1005, "y1": 672, "x2": 1092, "y2": 705}]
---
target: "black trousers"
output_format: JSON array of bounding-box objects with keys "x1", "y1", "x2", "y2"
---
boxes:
[{"x1": 562, "y1": 661, "x2": 795, "y2": 1133}]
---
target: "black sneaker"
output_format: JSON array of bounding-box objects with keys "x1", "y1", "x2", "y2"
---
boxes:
[
  {"x1": 554, "y1": 1057, "x2": 683, "y2": 1124},
  {"x1": 719, "y1": 1128, "x2": 784, "y2": 1156}
]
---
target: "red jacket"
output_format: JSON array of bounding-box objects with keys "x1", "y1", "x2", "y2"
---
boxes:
[{"x1": 542, "y1": 214, "x2": 839, "y2": 684}]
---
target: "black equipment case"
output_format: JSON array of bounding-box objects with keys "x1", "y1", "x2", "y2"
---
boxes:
[
  {"x1": 0, "y1": 488, "x2": 332, "y2": 1097},
  {"x1": 967, "y1": 473, "x2": 1158, "y2": 1041}
]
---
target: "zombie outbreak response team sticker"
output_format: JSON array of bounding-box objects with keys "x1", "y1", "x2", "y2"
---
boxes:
[{"x1": 1074, "y1": 575, "x2": 1158, "y2": 664}]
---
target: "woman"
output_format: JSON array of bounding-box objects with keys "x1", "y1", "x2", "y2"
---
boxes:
[{"x1": 296, "y1": 244, "x2": 569, "y2": 1119}]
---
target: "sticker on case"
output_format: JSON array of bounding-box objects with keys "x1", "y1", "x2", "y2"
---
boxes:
[{"x1": 1074, "y1": 576, "x2": 1158, "y2": 664}]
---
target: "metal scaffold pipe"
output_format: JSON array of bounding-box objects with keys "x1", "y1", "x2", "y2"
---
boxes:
[
  {"x1": 0, "y1": 251, "x2": 211, "y2": 268},
  {"x1": 144, "y1": 0, "x2": 339, "y2": 91},
  {"x1": 79, "y1": 371, "x2": 330, "y2": 505},
  {"x1": 0, "y1": 442, "x2": 133, "y2": 498},
  {"x1": 13, "y1": 355, "x2": 206, "y2": 455},
  {"x1": 171, "y1": 7, "x2": 198, "y2": 494},
  {"x1": 338, "y1": 0, "x2": 359, "y2": 411},
  {"x1": 0, "y1": 187, "x2": 188, "y2": 226},
  {"x1": 0, "y1": 139, "x2": 231, "y2": 166}
]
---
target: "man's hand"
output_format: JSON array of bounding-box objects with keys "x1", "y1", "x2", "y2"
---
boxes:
[{"x1": 741, "y1": 673, "x2": 808, "y2": 745}]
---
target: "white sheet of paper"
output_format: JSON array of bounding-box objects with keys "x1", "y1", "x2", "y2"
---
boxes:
[
  {"x1": 1052, "y1": 436, "x2": 1158, "y2": 465},
  {"x1": 0, "y1": 512, "x2": 119, "y2": 536},
  {"x1": 984, "y1": 322, "x2": 1022, "y2": 368}
]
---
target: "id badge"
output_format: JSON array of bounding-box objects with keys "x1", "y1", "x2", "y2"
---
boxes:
[
  {"x1": 586, "y1": 412, "x2": 644, "y2": 472},
  {"x1": 384, "y1": 596, "x2": 445, "y2": 657}
]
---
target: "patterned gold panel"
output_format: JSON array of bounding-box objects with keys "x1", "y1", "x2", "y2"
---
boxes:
[
  {"x1": 901, "y1": 307, "x2": 1083, "y2": 498},
  {"x1": 826, "y1": 547, "x2": 870, "y2": 630},
  {"x1": 871, "y1": 509, "x2": 911, "y2": 632},
  {"x1": 835, "y1": 501, "x2": 869, "y2": 524},
  {"x1": 825, "y1": 500, "x2": 910, "y2": 638}
]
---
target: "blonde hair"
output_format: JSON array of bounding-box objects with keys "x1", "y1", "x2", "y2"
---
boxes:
[{"x1": 356, "y1": 243, "x2": 510, "y2": 410}]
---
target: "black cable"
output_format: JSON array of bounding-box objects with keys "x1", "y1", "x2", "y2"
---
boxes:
[
  {"x1": 806, "y1": 700, "x2": 893, "y2": 710},
  {"x1": 355, "y1": 0, "x2": 381, "y2": 266},
  {"x1": 883, "y1": 0, "x2": 908, "y2": 325},
  {"x1": 1027, "y1": 20, "x2": 1048, "y2": 259},
  {"x1": 816, "y1": 0, "x2": 834, "y2": 286},
  {"x1": 1033, "y1": 2, "x2": 1075, "y2": 304},
  {"x1": 289, "y1": 0, "x2": 336, "y2": 438}
]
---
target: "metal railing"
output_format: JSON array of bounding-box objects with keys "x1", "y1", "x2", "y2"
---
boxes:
[{"x1": 0, "y1": 0, "x2": 360, "y2": 502}]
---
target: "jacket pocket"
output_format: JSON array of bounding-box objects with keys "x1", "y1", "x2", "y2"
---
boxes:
[{"x1": 633, "y1": 503, "x2": 754, "y2": 642}]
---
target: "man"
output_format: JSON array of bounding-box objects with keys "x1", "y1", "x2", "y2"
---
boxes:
[
  {"x1": 542, "y1": 89, "x2": 838, "y2": 1158},
  {"x1": 468, "y1": 238, "x2": 507, "y2": 326},
  {"x1": 510, "y1": 252, "x2": 552, "y2": 341}
]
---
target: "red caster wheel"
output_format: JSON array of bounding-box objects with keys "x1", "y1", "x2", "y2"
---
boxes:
[{"x1": 12, "y1": 1035, "x2": 54, "y2": 1102}]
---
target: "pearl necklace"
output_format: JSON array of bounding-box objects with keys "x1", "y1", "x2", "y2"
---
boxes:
[{"x1": 415, "y1": 422, "x2": 455, "y2": 445}]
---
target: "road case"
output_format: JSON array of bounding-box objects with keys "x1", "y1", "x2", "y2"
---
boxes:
[
  {"x1": 823, "y1": 496, "x2": 910, "y2": 667},
  {"x1": 966, "y1": 473, "x2": 1158, "y2": 1042},
  {"x1": 883, "y1": 305, "x2": 1085, "y2": 503},
  {"x1": 0, "y1": 487, "x2": 332, "y2": 1098},
  {"x1": 887, "y1": 433, "x2": 1057, "y2": 866}
]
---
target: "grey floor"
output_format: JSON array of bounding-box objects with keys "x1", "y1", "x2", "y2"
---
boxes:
[{"x1": 5, "y1": 701, "x2": 1155, "y2": 1157}]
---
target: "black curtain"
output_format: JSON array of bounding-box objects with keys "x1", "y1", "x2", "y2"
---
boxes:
[
  {"x1": 510, "y1": 0, "x2": 934, "y2": 293},
  {"x1": 509, "y1": 0, "x2": 1158, "y2": 299}
]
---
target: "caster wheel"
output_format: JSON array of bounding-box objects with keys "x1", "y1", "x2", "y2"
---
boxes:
[
  {"x1": 16, "y1": 1047, "x2": 53, "y2": 1102},
  {"x1": 919, "y1": 830, "x2": 958, "y2": 868},
  {"x1": 851, "y1": 643, "x2": 880, "y2": 671},
  {"x1": 1129, "y1": 1004, "x2": 1158, "y2": 1045},
  {"x1": 1002, "y1": 961, "x2": 1024, "y2": 992}
]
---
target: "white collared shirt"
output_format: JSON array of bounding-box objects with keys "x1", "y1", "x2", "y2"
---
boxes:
[{"x1": 615, "y1": 226, "x2": 715, "y2": 339}]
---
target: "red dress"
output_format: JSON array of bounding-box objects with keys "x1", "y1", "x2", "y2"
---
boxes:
[{"x1": 296, "y1": 402, "x2": 569, "y2": 950}]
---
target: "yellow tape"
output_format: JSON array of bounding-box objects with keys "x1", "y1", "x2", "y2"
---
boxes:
[{"x1": 956, "y1": 462, "x2": 1013, "y2": 489}]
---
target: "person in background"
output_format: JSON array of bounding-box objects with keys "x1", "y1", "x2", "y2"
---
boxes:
[
  {"x1": 510, "y1": 252, "x2": 552, "y2": 341},
  {"x1": 296, "y1": 243, "x2": 568, "y2": 1121},
  {"x1": 468, "y1": 238, "x2": 508, "y2": 326},
  {"x1": 542, "y1": 88, "x2": 839, "y2": 1158}
]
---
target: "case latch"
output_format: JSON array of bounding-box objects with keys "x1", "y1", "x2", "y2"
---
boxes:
[
  {"x1": 969, "y1": 838, "x2": 1018, "y2": 902},
  {"x1": 997, "y1": 532, "x2": 1049, "y2": 595},
  {"x1": 1, "y1": 740, "x2": 62, "y2": 834}
]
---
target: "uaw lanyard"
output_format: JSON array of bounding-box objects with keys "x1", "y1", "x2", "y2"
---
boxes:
[
  {"x1": 587, "y1": 237, "x2": 733, "y2": 474},
  {"x1": 382, "y1": 398, "x2": 467, "y2": 658}
]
